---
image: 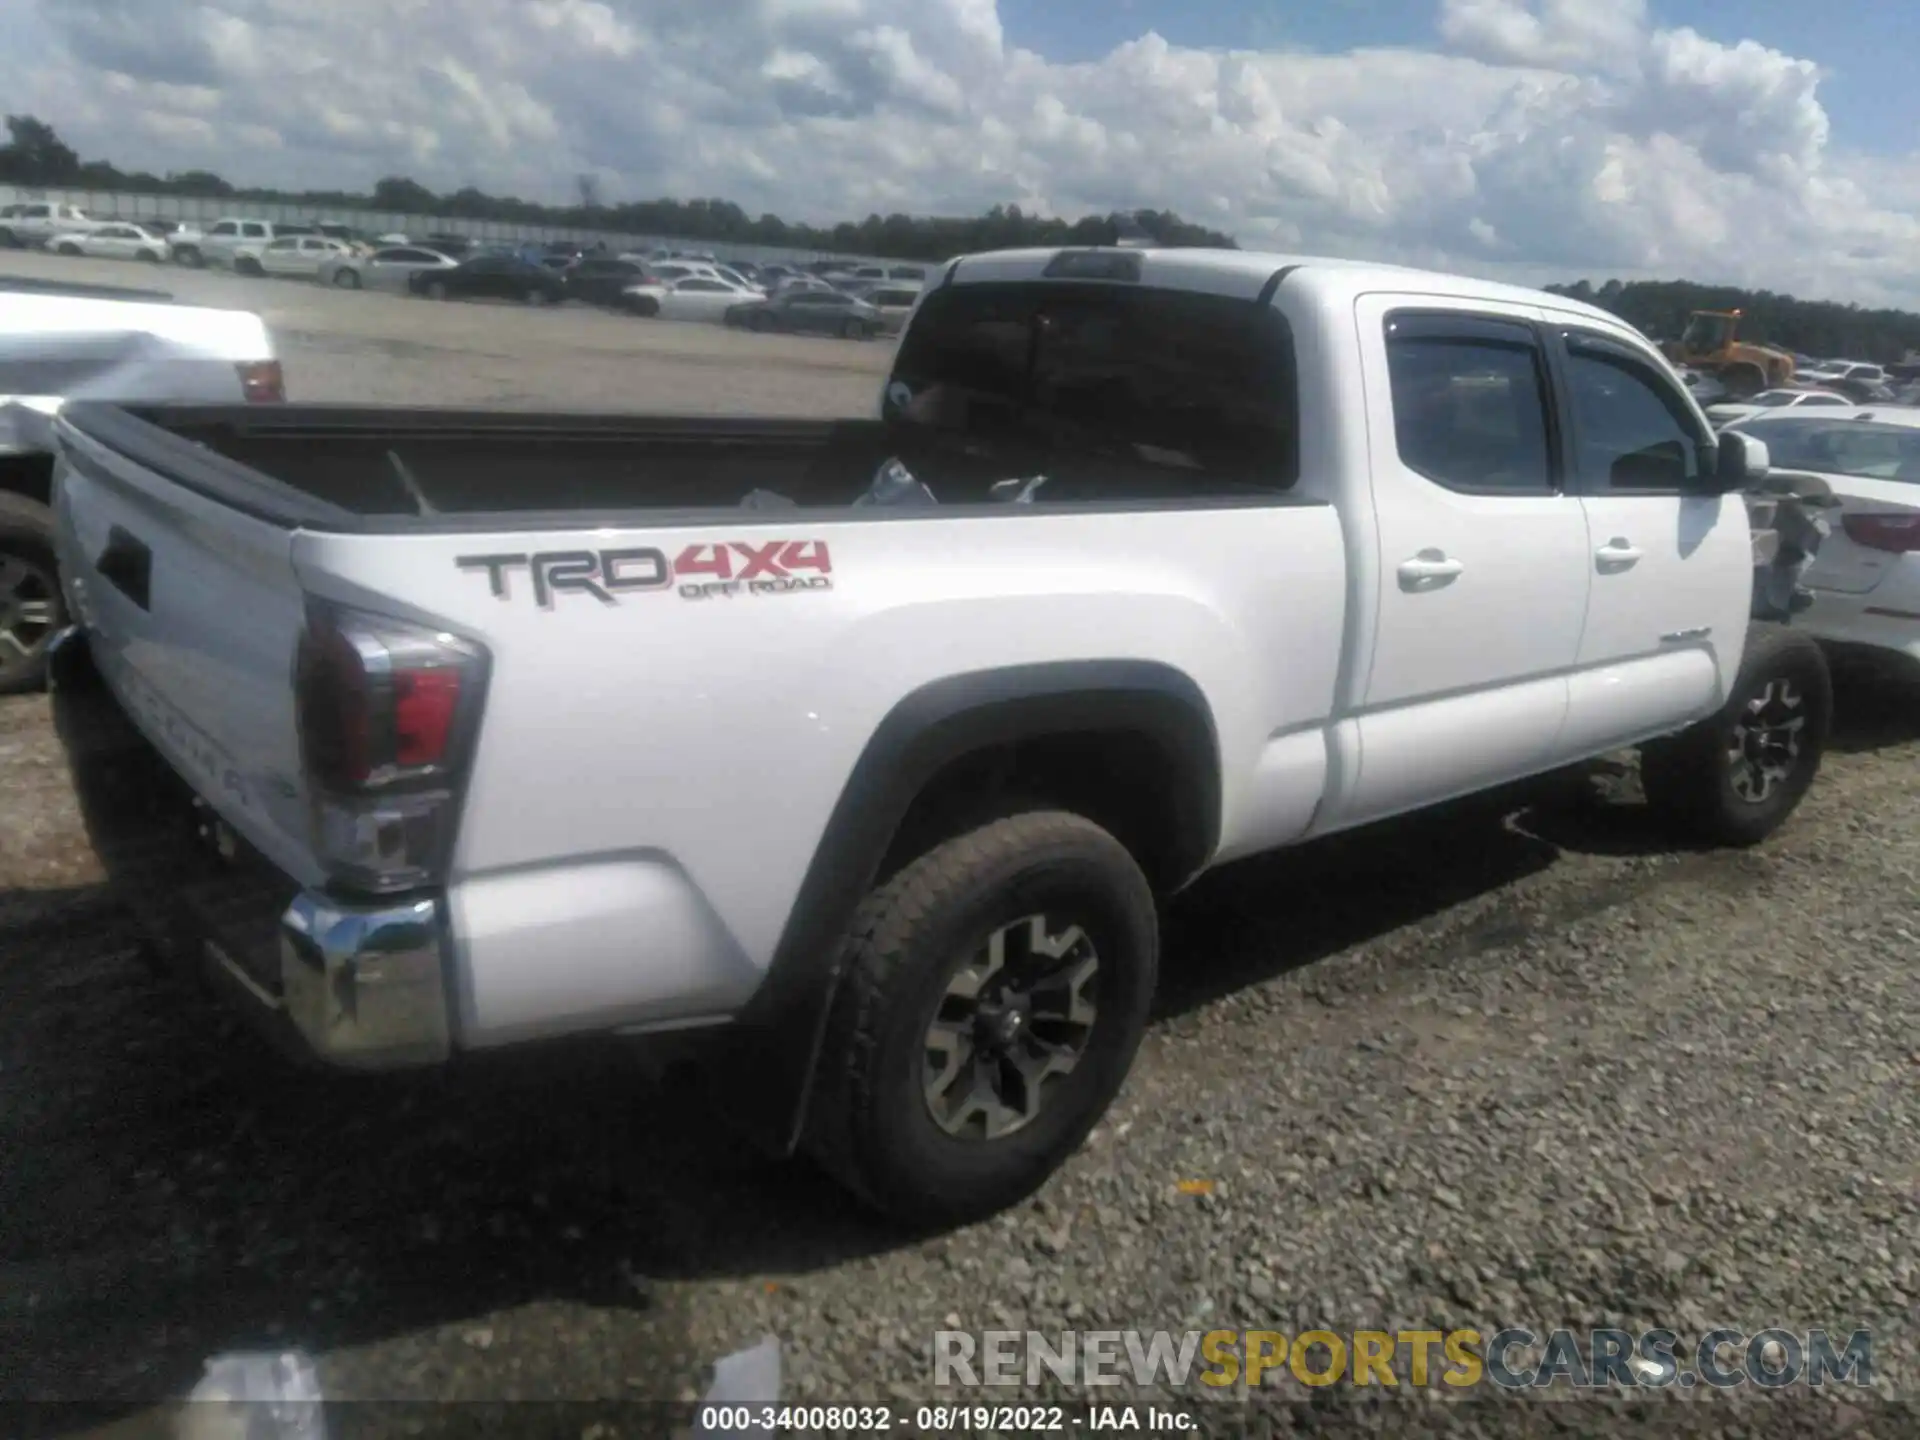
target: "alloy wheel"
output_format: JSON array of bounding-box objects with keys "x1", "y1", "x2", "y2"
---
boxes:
[
  {"x1": 0, "y1": 553, "x2": 59, "y2": 670},
  {"x1": 1728, "y1": 678, "x2": 1806, "y2": 803},
  {"x1": 922, "y1": 913, "x2": 1101, "y2": 1140}
]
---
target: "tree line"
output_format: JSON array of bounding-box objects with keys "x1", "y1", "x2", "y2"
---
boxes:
[
  {"x1": 1548, "y1": 278, "x2": 1920, "y2": 364},
  {"x1": 0, "y1": 113, "x2": 1236, "y2": 259}
]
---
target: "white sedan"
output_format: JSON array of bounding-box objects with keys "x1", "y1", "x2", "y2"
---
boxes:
[
  {"x1": 1728, "y1": 406, "x2": 1920, "y2": 679},
  {"x1": 317, "y1": 244, "x2": 459, "y2": 293},
  {"x1": 46, "y1": 223, "x2": 169, "y2": 263},
  {"x1": 243, "y1": 234, "x2": 354, "y2": 279},
  {"x1": 618, "y1": 275, "x2": 761, "y2": 322},
  {"x1": 1705, "y1": 388, "x2": 1854, "y2": 429}
]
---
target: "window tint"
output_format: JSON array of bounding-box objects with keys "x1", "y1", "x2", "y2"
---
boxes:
[
  {"x1": 1803, "y1": 394, "x2": 1848, "y2": 407},
  {"x1": 887, "y1": 282, "x2": 1298, "y2": 491},
  {"x1": 266, "y1": 237, "x2": 300, "y2": 250},
  {"x1": 211, "y1": 222, "x2": 238, "y2": 236},
  {"x1": 678, "y1": 279, "x2": 726, "y2": 292},
  {"x1": 1563, "y1": 337, "x2": 1706, "y2": 491},
  {"x1": 1385, "y1": 320, "x2": 1554, "y2": 493},
  {"x1": 242, "y1": 224, "x2": 267, "y2": 237},
  {"x1": 1732, "y1": 419, "x2": 1920, "y2": 485}
]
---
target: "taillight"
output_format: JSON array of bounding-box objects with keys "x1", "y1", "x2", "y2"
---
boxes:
[
  {"x1": 237, "y1": 359, "x2": 285, "y2": 403},
  {"x1": 293, "y1": 603, "x2": 487, "y2": 894},
  {"x1": 1841, "y1": 512, "x2": 1920, "y2": 554}
]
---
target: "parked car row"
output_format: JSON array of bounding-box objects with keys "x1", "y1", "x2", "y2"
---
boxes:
[{"x1": 3, "y1": 201, "x2": 929, "y2": 338}]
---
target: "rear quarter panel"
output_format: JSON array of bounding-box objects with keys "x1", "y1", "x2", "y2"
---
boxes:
[{"x1": 294, "y1": 503, "x2": 1348, "y2": 1043}]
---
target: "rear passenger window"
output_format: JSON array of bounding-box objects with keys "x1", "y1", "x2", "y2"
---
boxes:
[
  {"x1": 1385, "y1": 315, "x2": 1555, "y2": 494},
  {"x1": 887, "y1": 282, "x2": 1299, "y2": 494},
  {"x1": 1562, "y1": 335, "x2": 1706, "y2": 492}
]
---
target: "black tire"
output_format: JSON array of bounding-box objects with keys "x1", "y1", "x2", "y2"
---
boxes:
[
  {"x1": 0, "y1": 229, "x2": 19, "y2": 248},
  {"x1": 334, "y1": 268, "x2": 361, "y2": 289},
  {"x1": 137, "y1": 249, "x2": 161, "y2": 263},
  {"x1": 57, "y1": 243, "x2": 82, "y2": 257},
  {"x1": 1640, "y1": 625, "x2": 1831, "y2": 848},
  {"x1": 0, "y1": 492, "x2": 67, "y2": 696},
  {"x1": 236, "y1": 257, "x2": 264, "y2": 277},
  {"x1": 749, "y1": 311, "x2": 773, "y2": 332},
  {"x1": 174, "y1": 246, "x2": 204, "y2": 268},
  {"x1": 627, "y1": 295, "x2": 659, "y2": 317},
  {"x1": 803, "y1": 809, "x2": 1158, "y2": 1228},
  {"x1": 524, "y1": 288, "x2": 552, "y2": 306}
]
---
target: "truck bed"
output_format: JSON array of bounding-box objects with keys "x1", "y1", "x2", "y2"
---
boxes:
[{"x1": 60, "y1": 403, "x2": 1286, "y2": 527}]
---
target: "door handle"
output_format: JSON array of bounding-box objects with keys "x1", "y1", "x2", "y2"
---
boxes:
[
  {"x1": 1595, "y1": 538, "x2": 1644, "y2": 571},
  {"x1": 1397, "y1": 551, "x2": 1465, "y2": 589}
]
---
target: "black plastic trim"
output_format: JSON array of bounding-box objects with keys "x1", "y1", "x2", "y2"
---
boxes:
[
  {"x1": 54, "y1": 402, "x2": 1330, "y2": 533},
  {"x1": 1254, "y1": 264, "x2": 1301, "y2": 308},
  {"x1": 712, "y1": 659, "x2": 1222, "y2": 1155}
]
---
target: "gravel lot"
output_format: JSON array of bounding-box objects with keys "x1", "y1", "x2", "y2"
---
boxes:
[{"x1": 4, "y1": 251, "x2": 1920, "y2": 1436}]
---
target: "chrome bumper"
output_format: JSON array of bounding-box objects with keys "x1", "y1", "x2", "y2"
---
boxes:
[{"x1": 280, "y1": 892, "x2": 453, "y2": 1069}]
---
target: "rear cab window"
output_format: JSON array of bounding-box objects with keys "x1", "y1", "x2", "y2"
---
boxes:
[
  {"x1": 1383, "y1": 313, "x2": 1557, "y2": 495},
  {"x1": 884, "y1": 281, "x2": 1299, "y2": 501}
]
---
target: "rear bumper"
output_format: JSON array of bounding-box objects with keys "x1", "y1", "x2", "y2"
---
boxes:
[{"x1": 48, "y1": 625, "x2": 456, "y2": 1071}]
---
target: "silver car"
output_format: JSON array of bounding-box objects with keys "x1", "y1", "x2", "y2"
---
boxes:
[{"x1": 318, "y1": 244, "x2": 459, "y2": 293}]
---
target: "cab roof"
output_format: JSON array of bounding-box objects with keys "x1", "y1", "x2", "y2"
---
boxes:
[{"x1": 944, "y1": 245, "x2": 1631, "y2": 332}]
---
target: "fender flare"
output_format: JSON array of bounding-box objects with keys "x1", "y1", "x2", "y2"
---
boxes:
[{"x1": 712, "y1": 658, "x2": 1221, "y2": 1155}]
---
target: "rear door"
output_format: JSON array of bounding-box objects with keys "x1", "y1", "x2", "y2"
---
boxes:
[
  {"x1": 1340, "y1": 298, "x2": 1592, "y2": 826},
  {"x1": 1553, "y1": 325, "x2": 1751, "y2": 754}
]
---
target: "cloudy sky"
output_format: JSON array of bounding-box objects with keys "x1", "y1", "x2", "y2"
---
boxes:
[{"x1": 5, "y1": 0, "x2": 1920, "y2": 304}]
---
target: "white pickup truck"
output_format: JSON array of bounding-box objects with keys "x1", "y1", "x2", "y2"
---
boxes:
[
  {"x1": 46, "y1": 247, "x2": 1833, "y2": 1226},
  {"x1": 0, "y1": 277, "x2": 283, "y2": 692}
]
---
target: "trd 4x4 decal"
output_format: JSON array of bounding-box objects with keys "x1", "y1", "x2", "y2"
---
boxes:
[{"x1": 457, "y1": 540, "x2": 833, "y2": 608}]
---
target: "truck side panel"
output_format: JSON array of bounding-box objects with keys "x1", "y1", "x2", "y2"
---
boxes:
[{"x1": 293, "y1": 502, "x2": 1349, "y2": 1046}]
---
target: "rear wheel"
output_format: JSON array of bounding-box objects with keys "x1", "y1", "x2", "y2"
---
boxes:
[
  {"x1": 137, "y1": 249, "x2": 161, "y2": 263},
  {"x1": 174, "y1": 246, "x2": 204, "y2": 268},
  {"x1": 236, "y1": 257, "x2": 264, "y2": 277},
  {"x1": 0, "y1": 493, "x2": 66, "y2": 696},
  {"x1": 57, "y1": 243, "x2": 81, "y2": 257},
  {"x1": 627, "y1": 295, "x2": 659, "y2": 318},
  {"x1": 1640, "y1": 625, "x2": 1831, "y2": 847},
  {"x1": 803, "y1": 810, "x2": 1158, "y2": 1227},
  {"x1": 334, "y1": 268, "x2": 361, "y2": 289}
]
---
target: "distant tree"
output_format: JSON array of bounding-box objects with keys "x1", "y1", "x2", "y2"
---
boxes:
[
  {"x1": 371, "y1": 175, "x2": 438, "y2": 212},
  {"x1": 0, "y1": 114, "x2": 82, "y2": 183},
  {"x1": 576, "y1": 172, "x2": 601, "y2": 212}
]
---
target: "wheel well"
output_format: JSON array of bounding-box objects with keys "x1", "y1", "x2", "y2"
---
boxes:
[
  {"x1": 877, "y1": 728, "x2": 1211, "y2": 894},
  {"x1": 0, "y1": 453, "x2": 55, "y2": 509}
]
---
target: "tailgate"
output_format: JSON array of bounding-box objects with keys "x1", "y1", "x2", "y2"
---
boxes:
[{"x1": 51, "y1": 414, "x2": 324, "y2": 889}]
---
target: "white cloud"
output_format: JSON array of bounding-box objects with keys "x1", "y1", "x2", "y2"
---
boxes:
[{"x1": 3, "y1": 0, "x2": 1920, "y2": 304}]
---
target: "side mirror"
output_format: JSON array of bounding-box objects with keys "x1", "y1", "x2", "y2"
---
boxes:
[{"x1": 1712, "y1": 431, "x2": 1770, "y2": 493}]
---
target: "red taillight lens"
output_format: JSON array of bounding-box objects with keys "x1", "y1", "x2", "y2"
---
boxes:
[
  {"x1": 394, "y1": 669, "x2": 462, "y2": 767},
  {"x1": 237, "y1": 359, "x2": 285, "y2": 403},
  {"x1": 1841, "y1": 512, "x2": 1920, "y2": 554}
]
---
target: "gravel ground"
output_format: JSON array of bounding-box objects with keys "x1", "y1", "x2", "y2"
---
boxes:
[{"x1": 4, "y1": 250, "x2": 1920, "y2": 1437}]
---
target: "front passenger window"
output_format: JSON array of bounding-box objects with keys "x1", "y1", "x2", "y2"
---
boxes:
[{"x1": 1564, "y1": 339, "x2": 1707, "y2": 491}]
